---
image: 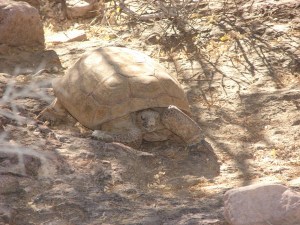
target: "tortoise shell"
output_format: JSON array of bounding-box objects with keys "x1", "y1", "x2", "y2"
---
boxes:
[{"x1": 53, "y1": 46, "x2": 190, "y2": 129}]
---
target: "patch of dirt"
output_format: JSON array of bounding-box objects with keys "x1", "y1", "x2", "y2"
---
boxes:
[{"x1": 1, "y1": 0, "x2": 300, "y2": 224}]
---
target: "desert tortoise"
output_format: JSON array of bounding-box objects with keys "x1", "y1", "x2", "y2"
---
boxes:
[{"x1": 38, "y1": 46, "x2": 203, "y2": 147}]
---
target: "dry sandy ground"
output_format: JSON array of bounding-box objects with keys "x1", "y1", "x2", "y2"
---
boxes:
[{"x1": 0, "y1": 0, "x2": 300, "y2": 224}]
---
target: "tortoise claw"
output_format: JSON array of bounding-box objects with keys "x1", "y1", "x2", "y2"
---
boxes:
[
  {"x1": 37, "y1": 98, "x2": 68, "y2": 126},
  {"x1": 92, "y1": 130, "x2": 114, "y2": 142}
]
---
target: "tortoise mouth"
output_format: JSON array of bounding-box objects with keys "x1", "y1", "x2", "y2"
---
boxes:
[{"x1": 143, "y1": 124, "x2": 157, "y2": 132}]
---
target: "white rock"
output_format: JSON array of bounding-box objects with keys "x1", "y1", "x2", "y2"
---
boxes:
[
  {"x1": 46, "y1": 30, "x2": 87, "y2": 43},
  {"x1": 224, "y1": 183, "x2": 300, "y2": 225},
  {"x1": 66, "y1": 0, "x2": 97, "y2": 19}
]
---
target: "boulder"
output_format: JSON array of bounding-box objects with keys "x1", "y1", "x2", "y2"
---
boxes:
[
  {"x1": 14, "y1": 0, "x2": 40, "y2": 9},
  {"x1": 224, "y1": 183, "x2": 300, "y2": 225},
  {"x1": 0, "y1": 0, "x2": 44, "y2": 48}
]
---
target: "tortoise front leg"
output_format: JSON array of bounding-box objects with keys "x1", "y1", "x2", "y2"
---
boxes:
[
  {"x1": 92, "y1": 128, "x2": 143, "y2": 148},
  {"x1": 37, "y1": 98, "x2": 68, "y2": 124},
  {"x1": 161, "y1": 105, "x2": 204, "y2": 145}
]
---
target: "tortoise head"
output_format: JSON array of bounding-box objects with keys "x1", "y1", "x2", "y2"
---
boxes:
[{"x1": 136, "y1": 109, "x2": 160, "y2": 132}]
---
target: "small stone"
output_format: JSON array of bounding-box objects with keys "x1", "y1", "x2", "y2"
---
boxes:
[
  {"x1": 224, "y1": 183, "x2": 300, "y2": 225},
  {"x1": 0, "y1": 152, "x2": 19, "y2": 167},
  {"x1": 0, "y1": 203, "x2": 14, "y2": 224},
  {"x1": 0, "y1": 175, "x2": 20, "y2": 194},
  {"x1": 27, "y1": 124, "x2": 37, "y2": 131},
  {"x1": 66, "y1": 0, "x2": 97, "y2": 19},
  {"x1": 46, "y1": 30, "x2": 87, "y2": 43},
  {"x1": 289, "y1": 177, "x2": 300, "y2": 188},
  {"x1": 23, "y1": 154, "x2": 42, "y2": 177}
]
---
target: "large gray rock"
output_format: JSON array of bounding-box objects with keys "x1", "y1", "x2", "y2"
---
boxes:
[
  {"x1": 0, "y1": 0, "x2": 44, "y2": 48},
  {"x1": 224, "y1": 183, "x2": 300, "y2": 225}
]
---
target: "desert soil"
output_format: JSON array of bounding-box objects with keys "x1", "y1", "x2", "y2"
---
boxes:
[{"x1": 0, "y1": 0, "x2": 300, "y2": 224}]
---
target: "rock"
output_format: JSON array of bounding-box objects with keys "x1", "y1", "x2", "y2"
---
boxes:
[
  {"x1": 0, "y1": 0, "x2": 44, "y2": 48},
  {"x1": 289, "y1": 177, "x2": 300, "y2": 188},
  {"x1": 14, "y1": 0, "x2": 40, "y2": 9},
  {"x1": 0, "y1": 175, "x2": 20, "y2": 194},
  {"x1": 0, "y1": 151, "x2": 27, "y2": 176},
  {"x1": 46, "y1": 30, "x2": 87, "y2": 43},
  {"x1": 66, "y1": 0, "x2": 97, "y2": 19},
  {"x1": 224, "y1": 183, "x2": 300, "y2": 225},
  {"x1": 0, "y1": 203, "x2": 13, "y2": 224},
  {"x1": 23, "y1": 154, "x2": 42, "y2": 177},
  {"x1": 0, "y1": 147, "x2": 48, "y2": 178},
  {"x1": 0, "y1": 49, "x2": 62, "y2": 75},
  {"x1": 0, "y1": 151, "x2": 19, "y2": 166}
]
